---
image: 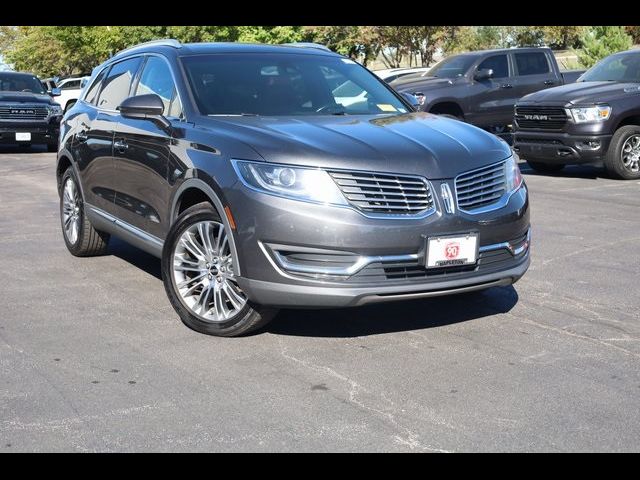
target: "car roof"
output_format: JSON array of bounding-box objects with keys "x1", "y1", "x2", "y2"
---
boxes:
[
  {"x1": 0, "y1": 70, "x2": 39, "y2": 78},
  {"x1": 109, "y1": 40, "x2": 341, "y2": 64},
  {"x1": 458, "y1": 47, "x2": 551, "y2": 57}
]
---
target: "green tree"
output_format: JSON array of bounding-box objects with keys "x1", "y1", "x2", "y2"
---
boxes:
[
  {"x1": 577, "y1": 26, "x2": 633, "y2": 68},
  {"x1": 542, "y1": 26, "x2": 587, "y2": 49},
  {"x1": 625, "y1": 26, "x2": 640, "y2": 43}
]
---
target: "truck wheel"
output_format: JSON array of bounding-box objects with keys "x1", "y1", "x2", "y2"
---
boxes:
[
  {"x1": 525, "y1": 160, "x2": 565, "y2": 174},
  {"x1": 605, "y1": 126, "x2": 640, "y2": 180},
  {"x1": 60, "y1": 167, "x2": 110, "y2": 256},
  {"x1": 161, "y1": 202, "x2": 278, "y2": 337}
]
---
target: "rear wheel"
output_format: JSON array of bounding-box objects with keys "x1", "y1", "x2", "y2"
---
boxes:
[
  {"x1": 161, "y1": 202, "x2": 277, "y2": 337},
  {"x1": 604, "y1": 125, "x2": 640, "y2": 180},
  {"x1": 525, "y1": 160, "x2": 565, "y2": 174},
  {"x1": 59, "y1": 167, "x2": 110, "y2": 256}
]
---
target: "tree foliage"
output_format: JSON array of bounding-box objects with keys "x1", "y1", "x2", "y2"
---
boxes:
[{"x1": 577, "y1": 26, "x2": 633, "y2": 68}]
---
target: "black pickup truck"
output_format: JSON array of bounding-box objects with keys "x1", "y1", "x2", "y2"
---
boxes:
[
  {"x1": 0, "y1": 71, "x2": 63, "y2": 151},
  {"x1": 514, "y1": 49, "x2": 640, "y2": 180},
  {"x1": 392, "y1": 47, "x2": 584, "y2": 131}
]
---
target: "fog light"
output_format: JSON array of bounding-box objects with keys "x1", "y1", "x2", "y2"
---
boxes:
[{"x1": 581, "y1": 140, "x2": 601, "y2": 149}]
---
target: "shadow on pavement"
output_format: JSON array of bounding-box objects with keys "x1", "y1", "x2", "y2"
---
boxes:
[
  {"x1": 107, "y1": 236, "x2": 162, "y2": 280},
  {"x1": 266, "y1": 286, "x2": 519, "y2": 338},
  {"x1": 519, "y1": 163, "x2": 608, "y2": 180}
]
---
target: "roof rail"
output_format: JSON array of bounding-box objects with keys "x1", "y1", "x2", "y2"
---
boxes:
[
  {"x1": 281, "y1": 42, "x2": 332, "y2": 52},
  {"x1": 115, "y1": 39, "x2": 182, "y2": 56}
]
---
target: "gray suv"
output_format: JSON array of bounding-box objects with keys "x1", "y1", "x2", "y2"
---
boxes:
[{"x1": 57, "y1": 40, "x2": 531, "y2": 337}]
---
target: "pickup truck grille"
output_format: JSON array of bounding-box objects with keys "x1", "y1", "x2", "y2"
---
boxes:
[
  {"x1": 455, "y1": 161, "x2": 507, "y2": 212},
  {"x1": 0, "y1": 106, "x2": 49, "y2": 120},
  {"x1": 328, "y1": 170, "x2": 434, "y2": 215},
  {"x1": 515, "y1": 106, "x2": 568, "y2": 130}
]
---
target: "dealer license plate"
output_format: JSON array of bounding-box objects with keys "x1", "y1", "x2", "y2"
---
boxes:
[
  {"x1": 426, "y1": 233, "x2": 478, "y2": 268},
  {"x1": 15, "y1": 132, "x2": 31, "y2": 142}
]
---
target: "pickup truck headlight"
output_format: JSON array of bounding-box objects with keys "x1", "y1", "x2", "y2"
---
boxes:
[
  {"x1": 48, "y1": 105, "x2": 63, "y2": 116},
  {"x1": 232, "y1": 160, "x2": 348, "y2": 206},
  {"x1": 504, "y1": 156, "x2": 523, "y2": 192},
  {"x1": 570, "y1": 105, "x2": 611, "y2": 123}
]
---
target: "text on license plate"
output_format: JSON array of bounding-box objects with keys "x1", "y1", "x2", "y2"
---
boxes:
[
  {"x1": 15, "y1": 132, "x2": 31, "y2": 141},
  {"x1": 426, "y1": 234, "x2": 478, "y2": 268}
]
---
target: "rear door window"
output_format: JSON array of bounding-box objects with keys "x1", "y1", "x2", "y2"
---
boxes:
[
  {"x1": 514, "y1": 52, "x2": 550, "y2": 76},
  {"x1": 96, "y1": 57, "x2": 143, "y2": 110}
]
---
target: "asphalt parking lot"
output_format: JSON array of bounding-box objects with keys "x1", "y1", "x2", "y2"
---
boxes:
[{"x1": 1, "y1": 147, "x2": 639, "y2": 452}]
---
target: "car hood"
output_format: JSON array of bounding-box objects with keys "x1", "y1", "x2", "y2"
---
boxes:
[
  {"x1": 391, "y1": 75, "x2": 454, "y2": 93},
  {"x1": 519, "y1": 81, "x2": 640, "y2": 105},
  {"x1": 198, "y1": 112, "x2": 511, "y2": 179},
  {"x1": 0, "y1": 91, "x2": 55, "y2": 105}
]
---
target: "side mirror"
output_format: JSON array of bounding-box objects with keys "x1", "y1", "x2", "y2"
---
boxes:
[
  {"x1": 400, "y1": 92, "x2": 421, "y2": 110},
  {"x1": 117, "y1": 94, "x2": 171, "y2": 130},
  {"x1": 49, "y1": 87, "x2": 62, "y2": 97},
  {"x1": 474, "y1": 68, "x2": 494, "y2": 81}
]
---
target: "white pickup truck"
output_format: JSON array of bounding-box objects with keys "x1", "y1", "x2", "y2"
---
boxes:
[{"x1": 55, "y1": 76, "x2": 88, "y2": 113}]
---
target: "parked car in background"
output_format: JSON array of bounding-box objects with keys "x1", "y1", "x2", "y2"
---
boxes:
[
  {"x1": 374, "y1": 67, "x2": 431, "y2": 83},
  {"x1": 0, "y1": 71, "x2": 63, "y2": 151},
  {"x1": 57, "y1": 40, "x2": 530, "y2": 337},
  {"x1": 391, "y1": 47, "x2": 584, "y2": 132},
  {"x1": 56, "y1": 76, "x2": 89, "y2": 112},
  {"x1": 514, "y1": 49, "x2": 640, "y2": 179}
]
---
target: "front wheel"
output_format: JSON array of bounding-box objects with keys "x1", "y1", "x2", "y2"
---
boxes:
[
  {"x1": 604, "y1": 125, "x2": 640, "y2": 179},
  {"x1": 161, "y1": 202, "x2": 277, "y2": 337},
  {"x1": 525, "y1": 160, "x2": 565, "y2": 174}
]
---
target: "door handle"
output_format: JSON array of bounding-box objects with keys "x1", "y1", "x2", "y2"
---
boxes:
[
  {"x1": 544, "y1": 80, "x2": 556, "y2": 85},
  {"x1": 500, "y1": 84, "x2": 513, "y2": 89},
  {"x1": 114, "y1": 139, "x2": 128, "y2": 152},
  {"x1": 76, "y1": 130, "x2": 88, "y2": 142}
]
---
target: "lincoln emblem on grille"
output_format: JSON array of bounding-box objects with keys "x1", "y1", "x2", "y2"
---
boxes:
[
  {"x1": 523, "y1": 114, "x2": 548, "y2": 121},
  {"x1": 440, "y1": 183, "x2": 455, "y2": 214}
]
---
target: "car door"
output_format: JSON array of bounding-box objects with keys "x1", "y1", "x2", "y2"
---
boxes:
[
  {"x1": 112, "y1": 55, "x2": 182, "y2": 240},
  {"x1": 512, "y1": 51, "x2": 559, "y2": 100},
  {"x1": 74, "y1": 57, "x2": 143, "y2": 218},
  {"x1": 467, "y1": 54, "x2": 514, "y2": 127},
  {"x1": 72, "y1": 65, "x2": 120, "y2": 216}
]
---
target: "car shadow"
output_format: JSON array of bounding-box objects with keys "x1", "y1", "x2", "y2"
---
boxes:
[
  {"x1": 265, "y1": 286, "x2": 519, "y2": 338},
  {"x1": 518, "y1": 162, "x2": 609, "y2": 180},
  {"x1": 0, "y1": 144, "x2": 48, "y2": 154},
  {"x1": 107, "y1": 236, "x2": 162, "y2": 280}
]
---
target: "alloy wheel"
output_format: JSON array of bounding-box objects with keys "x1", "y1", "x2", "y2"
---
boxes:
[
  {"x1": 62, "y1": 177, "x2": 81, "y2": 245},
  {"x1": 621, "y1": 134, "x2": 640, "y2": 173},
  {"x1": 172, "y1": 221, "x2": 247, "y2": 322}
]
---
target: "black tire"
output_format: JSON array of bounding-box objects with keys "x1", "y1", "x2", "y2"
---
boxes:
[
  {"x1": 59, "y1": 167, "x2": 110, "y2": 256},
  {"x1": 161, "y1": 202, "x2": 277, "y2": 337},
  {"x1": 47, "y1": 143, "x2": 58, "y2": 153},
  {"x1": 525, "y1": 160, "x2": 566, "y2": 174},
  {"x1": 604, "y1": 125, "x2": 640, "y2": 180}
]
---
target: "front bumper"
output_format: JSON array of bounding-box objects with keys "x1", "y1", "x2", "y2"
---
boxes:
[
  {"x1": 0, "y1": 119, "x2": 61, "y2": 145},
  {"x1": 513, "y1": 131, "x2": 611, "y2": 164},
  {"x1": 226, "y1": 179, "x2": 530, "y2": 307}
]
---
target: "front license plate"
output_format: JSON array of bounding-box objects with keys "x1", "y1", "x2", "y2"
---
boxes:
[
  {"x1": 15, "y1": 132, "x2": 31, "y2": 142},
  {"x1": 426, "y1": 233, "x2": 478, "y2": 268}
]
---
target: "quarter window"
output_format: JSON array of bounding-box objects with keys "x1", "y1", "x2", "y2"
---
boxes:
[
  {"x1": 135, "y1": 56, "x2": 178, "y2": 116},
  {"x1": 514, "y1": 52, "x2": 550, "y2": 76},
  {"x1": 96, "y1": 57, "x2": 143, "y2": 110},
  {"x1": 477, "y1": 55, "x2": 509, "y2": 79}
]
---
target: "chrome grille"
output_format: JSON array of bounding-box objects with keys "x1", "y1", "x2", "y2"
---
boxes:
[
  {"x1": 0, "y1": 105, "x2": 49, "y2": 120},
  {"x1": 514, "y1": 106, "x2": 568, "y2": 130},
  {"x1": 455, "y1": 161, "x2": 507, "y2": 212},
  {"x1": 328, "y1": 170, "x2": 433, "y2": 215}
]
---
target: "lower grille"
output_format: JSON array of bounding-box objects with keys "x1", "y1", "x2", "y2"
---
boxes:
[
  {"x1": 328, "y1": 170, "x2": 434, "y2": 216},
  {"x1": 515, "y1": 137, "x2": 563, "y2": 145}
]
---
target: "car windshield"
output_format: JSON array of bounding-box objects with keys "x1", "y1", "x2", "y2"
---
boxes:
[
  {"x1": 579, "y1": 53, "x2": 640, "y2": 83},
  {"x1": 428, "y1": 54, "x2": 476, "y2": 78},
  {"x1": 0, "y1": 73, "x2": 47, "y2": 94},
  {"x1": 181, "y1": 53, "x2": 409, "y2": 116}
]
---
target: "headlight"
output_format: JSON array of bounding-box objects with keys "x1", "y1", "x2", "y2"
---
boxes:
[
  {"x1": 48, "y1": 105, "x2": 63, "y2": 116},
  {"x1": 570, "y1": 105, "x2": 611, "y2": 123},
  {"x1": 504, "y1": 156, "x2": 523, "y2": 192},
  {"x1": 232, "y1": 160, "x2": 348, "y2": 206}
]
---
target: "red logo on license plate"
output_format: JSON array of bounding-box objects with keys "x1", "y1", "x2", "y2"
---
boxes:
[{"x1": 444, "y1": 242, "x2": 460, "y2": 259}]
